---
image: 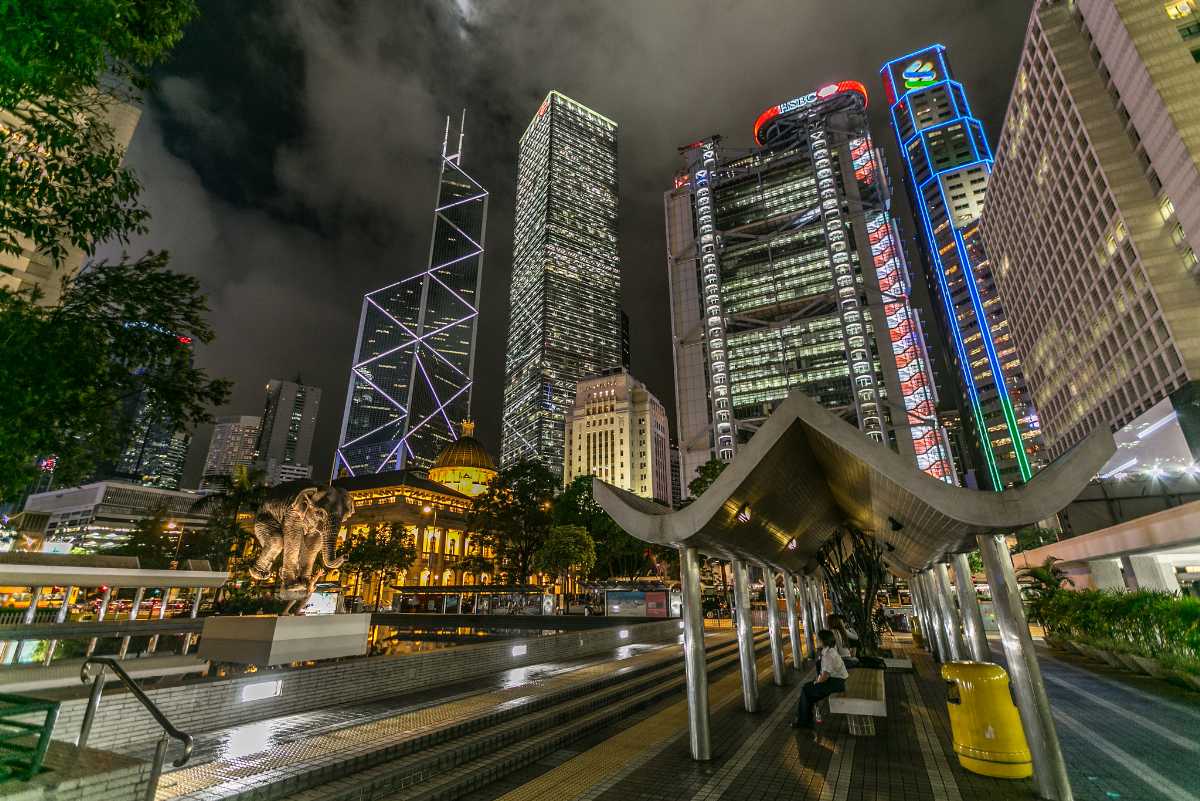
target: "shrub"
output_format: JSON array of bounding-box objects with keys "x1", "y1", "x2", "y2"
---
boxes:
[{"x1": 1040, "y1": 588, "x2": 1200, "y2": 672}]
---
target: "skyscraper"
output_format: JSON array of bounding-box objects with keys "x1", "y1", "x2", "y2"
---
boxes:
[
  {"x1": 500, "y1": 91, "x2": 621, "y2": 477},
  {"x1": 667, "y1": 81, "x2": 955, "y2": 495},
  {"x1": 257, "y1": 379, "x2": 320, "y2": 485},
  {"x1": 563, "y1": 368, "x2": 671, "y2": 504},
  {"x1": 337, "y1": 116, "x2": 487, "y2": 476},
  {"x1": 110, "y1": 392, "x2": 190, "y2": 491},
  {"x1": 200, "y1": 415, "x2": 262, "y2": 491},
  {"x1": 882, "y1": 45, "x2": 1046, "y2": 491},
  {"x1": 981, "y1": 0, "x2": 1200, "y2": 462}
]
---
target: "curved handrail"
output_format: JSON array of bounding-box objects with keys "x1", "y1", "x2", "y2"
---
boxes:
[{"x1": 80, "y1": 657, "x2": 193, "y2": 767}]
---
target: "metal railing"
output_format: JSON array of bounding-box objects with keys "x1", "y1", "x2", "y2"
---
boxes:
[
  {"x1": 0, "y1": 693, "x2": 59, "y2": 782},
  {"x1": 77, "y1": 657, "x2": 192, "y2": 800}
]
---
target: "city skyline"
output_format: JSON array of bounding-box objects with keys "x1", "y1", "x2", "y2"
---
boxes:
[{"x1": 101, "y1": 2, "x2": 1036, "y2": 488}]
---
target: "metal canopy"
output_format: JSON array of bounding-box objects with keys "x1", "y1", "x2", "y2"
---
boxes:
[{"x1": 594, "y1": 391, "x2": 1113, "y2": 575}]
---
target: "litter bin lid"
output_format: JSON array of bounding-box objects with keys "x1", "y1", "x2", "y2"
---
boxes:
[{"x1": 940, "y1": 661, "x2": 1008, "y2": 685}]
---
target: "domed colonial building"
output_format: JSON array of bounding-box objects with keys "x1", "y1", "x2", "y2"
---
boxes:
[{"x1": 427, "y1": 421, "x2": 497, "y2": 497}]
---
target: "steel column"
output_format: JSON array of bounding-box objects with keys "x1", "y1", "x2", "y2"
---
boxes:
[
  {"x1": 800, "y1": 575, "x2": 817, "y2": 658},
  {"x1": 909, "y1": 574, "x2": 933, "y2": 653},
  {"x1": 812, "y1": 578, "x2": 828, "y2": 628},
  {"x1": 920, "y1": 571, "x2": 950, "y2": 661},
  {"x1": 933, "y1": 562, "x2": 966, "y2": 661},
  {"x1": 679, "y1": 546, "x2": 711, "y2": 760},
  {"x1": 951, "y1": 552, "x2": 990, "y2": 662},
  {"x1": 783, "y1": 573, "x2": 803, "y2": 669},
  {"x1": 147, "y1": 588, "x2": 169, "y2": 654},
  {"x1": 44, "y1": 585, "x2": 73, "y2": 666},
  {"x1": 762, "y1": 566, "x2": 785, "y2": 686},
  {"x1": 731, "y1": 559, "x2": 759, "y2": 712},
  {"x1": 978, "y1": 533, "x2": 1073, "y2": 801},
  {"x1": 182, "y1": 588, "x2": 204, "y2": 654},
  {"x1": 118, "y1": 587, "x2": 145, "y2": 659},
  {"x1": 86, "y1": 586, "x2": 113, "y2": 658}
]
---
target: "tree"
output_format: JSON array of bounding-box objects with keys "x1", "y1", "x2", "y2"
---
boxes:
[
  {"x1": 190, "y1": 465, "x2": 268, "y2": 572},
  {"x1": 342, "y1": 525, "x2": 416, "y2": 611},
  {"x1": 1011, "y1": 527, "x2": 1060, "y2": 553},
  {"x1": 107, "y1": 505, "x2": 174, "y2": 568},
  {"x1": 534, "y1": 524, "x2": 596, "y2": 609},
  {"x1": 555, "y1": 475, "x2": 653, "y2": 580},
  {"x1": 688, "y1": 458, "x2": 727, "y2": 498},
  {"x1": 0, "y1": 255, "x2": 231, "y2": 500},
  {"x1": 467, "y1": 460, "x2": 557, "y2": 584},
  {"x1": 818, "y1": 526, "x2": 887, "y2": 652},
  {"x1": 1, "y1": 0, "x2": 199, "y2": 266}
]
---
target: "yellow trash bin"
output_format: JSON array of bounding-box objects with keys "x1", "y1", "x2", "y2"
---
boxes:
[
  {"x1": 941, "y1": 662, "x2": 1032, "y2": 779},
  {"x1": 910, "y1": 616, "x2": 924, "y2": 649}
]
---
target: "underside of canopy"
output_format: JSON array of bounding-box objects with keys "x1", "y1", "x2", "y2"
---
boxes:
[{"x1": 594, "y1": 391, "x2": 1113, "y2": 575}]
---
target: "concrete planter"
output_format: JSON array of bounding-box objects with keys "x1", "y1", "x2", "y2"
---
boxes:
[
  {"x1": 1042, "y1": 635, "x2": 1070, "y2": 652},
  {"x1": 1116, "y1": 653, "x2": 1145, "y2": 674},
  {"x1": 198, "y1": 613, "x2": 371, "y2": 665},
  {"x1": 1131, "y1": 655, "x2": 1168, "y2": 678},
  {"x1": 1074, "y1": 642, "x2": 1104, "y2": 662},
  {"x1": 1096, "y1": 649, "x2": 1125, "y2": 669}
]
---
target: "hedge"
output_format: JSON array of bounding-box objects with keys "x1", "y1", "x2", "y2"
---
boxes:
[{"x1": 1040, "y1": 589, "x2": 1200, "y2": 674}]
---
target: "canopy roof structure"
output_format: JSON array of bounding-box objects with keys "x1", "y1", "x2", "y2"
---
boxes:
[{"x1": 594, "y1": 391, "x2": 1114, "y2": 575}]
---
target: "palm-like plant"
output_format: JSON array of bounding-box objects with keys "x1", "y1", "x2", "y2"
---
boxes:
[
  {"x1": 1017, "y1": 556, "x2": 1074, "y2": 629},
  {"x1": 190, "y1": 464, "x2": 268, "y2": 572}
]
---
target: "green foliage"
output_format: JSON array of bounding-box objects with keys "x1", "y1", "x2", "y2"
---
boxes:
[
  {"x1": 190, "y1": 465, "x2": 267, "y2": 571},
  {"x1": 211, "y1": 585, "x2": 288, "y2": 616},
  {"x1": 688, "y1": 458, "x2": 727, "y2": 498},
  {"x1": 967, "y1": 550, "x2": 984, "y2": 576},
  {"x1": 1040, "y1": 588, "x2": 1200, "y2": 673},
  {"x1": 106, "y1": 506, "x2": 175, "y2": 568},
  {"x1": 1011, "y1": 527, "x2": 1059, "y2": 554},
  {"x1": 534, "y1": 524, "x2": 596, "y2": 580},
  {"x1": 555, "y1": 475, "x2": 652, "y2": 579},
  {"x1": 1017, "y1": 556, "x2": 1073, "y2": 627},
  {"x1": 1, "y1": 0, "x2": 198, "y2": 265},
  {"x1": 0, "y1": 254, "x2": 231, "y2": 500},
  {"x1": 343, "y1": 525, "x2": 417, "y2": 608},
  {"x1": 467, "y1": 460, "x2": 558, "y2": 584}
]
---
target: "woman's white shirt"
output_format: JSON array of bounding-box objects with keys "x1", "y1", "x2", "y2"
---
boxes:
[{"x1": 820, "y1": 647, "x2": 849, "y2": 680}]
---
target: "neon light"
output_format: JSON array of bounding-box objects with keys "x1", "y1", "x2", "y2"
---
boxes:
[
  {"x1": 752, "y1": 80, "x2": 868, "y2": 145},
  {"x1": 902, "y1": 60, "x2": 938, "y2": 90}
]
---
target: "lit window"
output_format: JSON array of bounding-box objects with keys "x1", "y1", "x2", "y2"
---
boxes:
[{"x1": 1165, "y1": 0, "x2": 1197, "y2": 20}]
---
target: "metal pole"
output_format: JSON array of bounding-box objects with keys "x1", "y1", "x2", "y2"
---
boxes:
[
  {"x1": 118, "y1": 587, "x2": 145, "y2": 659},
  {"x1": 44, "y1": 585, "x2": 73, "y2": 666},
  {"x1": 908, "y1": 574, "x2": 931, "y2": 652},
  {"x1": 783, "y1": 573, "x2": 803, "y2": 669},
  {"x1": 762, "y1": 566, "x2": 785, "y2": 686},
  {"x1": 77, "y1": 664, "x2": 107, "y2": 748},
  {"x1": 800, "y1": 575, "x2": 817, "y2": 658},
  {"x1": 813, "y1": 578, "x2": 828, "y2": 628},
  {"x1": 920, "y1": 571, "x2": 950, "y2": 662},
  {"x1": 917, "y1": 574, "x2": 938, "y2": 656},
  {"x1": 731, "y1": 559, "x2": 759, "y2": 712},
  {"x1": 182, "y1": 588, "x2": 204, "y2": 654},
  {"x1": 145, "y1": 734, "x2": 170, "y2": 801},
  {"x1": 148, "y1": 588, "x2": 169, "y2": 654},
  {"x1": 679, "y1": 546, "x2": 711, "y2": 760},
  {"x1": 951, "y1": 552, "x2": 990, "y2": 662},
  {"x1": 11, "y1": 585, "x2": 43, "y2": 664},
  {"x1": 86, "y1": 586, "x2": 114, "y2": 658},
  {"x1": 934, "y1": 562, "x2": 966, "y2": 661},
  {"x1": 978, "y1": 533, "x2": 1073, "y2": 801}
]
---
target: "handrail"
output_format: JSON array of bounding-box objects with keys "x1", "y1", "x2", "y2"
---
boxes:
[{"x1": 78, "y1": 657, "x2": 193, "y2": 768}]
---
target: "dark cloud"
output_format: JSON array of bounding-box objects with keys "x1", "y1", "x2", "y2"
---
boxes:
[{"x1": 105, "y1": 0, "x2": 1034, "y2": 486}]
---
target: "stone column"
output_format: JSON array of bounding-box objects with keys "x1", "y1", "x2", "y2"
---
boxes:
[
  {"x1": 679, "y1": 546, "x2": 711, "y2": 760},
  {"x1": 978, "y1": 534, "x2": 1073, "y2": 801},
  {"x1": 731, "y1": 559, "x2": 759, "y2": 712},
  {"x1": 1127, "y1": 555, "x2": 1180, "y2": 593},
  {"x1": 951, "y1": 552, "x2": 990, "y2": 662}
]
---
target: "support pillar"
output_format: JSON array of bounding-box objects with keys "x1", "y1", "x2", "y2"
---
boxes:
[
  {"x1": 1127, "y1": 555, "x2": 1180, "y2": 593},
  {"x1": 44, "y1": 585, "x2": 73, "y2": 666},
  {"x1": 813, "y1": 578, "x2": 828, "y2": 628},
  {"x1": 731, "y1": 559, "x2": 759, "y2": 712},
  {"x1": 933, "y1": 562, "x2": 966, "y2": 661},
  {"x1": 800, "y1": 575, "x2": 817, "y2": 658},
  {"x1": 762, "y1": 566, "x2": 785, "y2": 686},
  {"x1": 118, "y1": 587, "x2": 145, "y2": 659},
  {"x1": 951, "y1": 553, "x2": 989, "y2": 662},
  {"x1": 11, "y1": 585, "x2": 43, "y2": 664},
  {"x1": 679, "y1": 546, "x2": 711, "y2": 760},
  {"x1": 920, "y1": 570, "x2": 949, "y2": 662},
  {"x1": 910, "y1": 574, "x2": 934, "y2": 654},
  {"x1": 1087, "y1": 559, "x2": 1125, "y2": 590},
  {"x1": 86, "y1": 586, "x2": 113, "y2": 658},
  {"x1": 978, "y1": 534, "x2": 1073, "y2": 801},
  {"x1": 783, "y1": 573, "x2": 803, "y2": 669}
]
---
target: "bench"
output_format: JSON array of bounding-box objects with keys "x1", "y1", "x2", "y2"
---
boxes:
[{"x1": 826, "y1": 668, "x2": 886, "y2": 735}]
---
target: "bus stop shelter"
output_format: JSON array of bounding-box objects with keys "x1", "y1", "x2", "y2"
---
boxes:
[{"x1": 594, "y1": 391, "x2": 1113, "y2": 801}]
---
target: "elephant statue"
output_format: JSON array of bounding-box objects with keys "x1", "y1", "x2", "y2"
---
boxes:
[{"x1": 249, "y1": 481, "x2": 355, "y2": 612}]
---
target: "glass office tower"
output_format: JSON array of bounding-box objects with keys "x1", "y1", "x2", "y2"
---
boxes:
[
  {"x1": 500, "y1": 91, "x2": 622, "y2": 477},
  {"x1": 668, "y1": 81, "x2": 955, "y2": 492},
  {"x1": 336, "y1": 118, "x2": 487, "y2": 475},
  {"x1": 882, "y1": 45, "x2": 1045, "y2": 490}
]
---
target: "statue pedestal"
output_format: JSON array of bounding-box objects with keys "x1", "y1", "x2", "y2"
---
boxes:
[{"x1": 198, "y1": 613, "x2": 371, "y2": 665}]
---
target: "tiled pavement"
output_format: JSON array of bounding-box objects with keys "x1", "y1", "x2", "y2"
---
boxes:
[{"x1": 463, "y1": 636, "x2": 1200, "y2": 801}]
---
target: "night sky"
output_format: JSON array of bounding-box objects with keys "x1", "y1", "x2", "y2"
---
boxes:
[{"x1": 105, "y1": 0, "x2": 1034, "y2": 487}]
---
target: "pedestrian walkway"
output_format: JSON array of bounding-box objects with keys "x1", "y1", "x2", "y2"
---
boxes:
[{"x1": 464, "y1": 636, "x2": 1200, "y2": 801}]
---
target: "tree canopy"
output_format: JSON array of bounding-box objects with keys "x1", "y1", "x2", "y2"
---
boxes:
[
  {"x1": 189, "y1": 464, "x2": 268, "y2": 571},
  {"x1": 467, "y1": 460, "x2": 558, "y2": 584},
  {"x1": 534, "y1": 524, "x2": 596, "y2": 586},
  {"x1": 556, "y1": 475, "x2": 655, "y2": 580},
  {"x1": 687, "y1": 457, "x2": 727, "y2": 499}
]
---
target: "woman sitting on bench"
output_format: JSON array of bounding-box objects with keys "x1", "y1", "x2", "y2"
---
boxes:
[{"x1": 792, "y1": 629, "x2": 849, "y2": 729}]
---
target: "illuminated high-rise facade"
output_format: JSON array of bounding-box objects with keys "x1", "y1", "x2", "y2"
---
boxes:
[
  {"x1": 337, "y1": 119, "x2": 487, "y2": 476},
  {"x1": 667, "y1": 81, "x2": 955, "y2": 494},
  {"x1": 882, "y1": 46, "x2": 1045, "y2": 491},
  {"x1": 500, "y1": 91, "x2": 621, "y2": 477}
]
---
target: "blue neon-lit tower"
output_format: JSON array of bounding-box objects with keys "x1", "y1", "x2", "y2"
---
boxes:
[
  {"x1": 335, "y1": 114, "x2": 487, "y2": 476},
  {"x1": 881, "y1": 45, "x2": 1043, "y2": 490}
]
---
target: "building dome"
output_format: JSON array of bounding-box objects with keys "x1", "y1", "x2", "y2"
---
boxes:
[{"x1": 429, "y1": 421, "x2": 497, "y2": 497}]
